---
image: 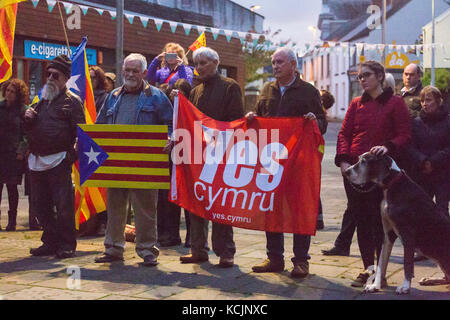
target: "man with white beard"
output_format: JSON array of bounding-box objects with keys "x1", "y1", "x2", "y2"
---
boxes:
[
  {"x1": 24, "y1": 54, "x2": 85, "y2": 259},
  {"x1": 95, "y1": 53, "x2": 173, "y2": 267}
]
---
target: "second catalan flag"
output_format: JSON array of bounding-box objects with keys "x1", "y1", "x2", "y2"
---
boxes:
[{"x1": 77, "y1": 124, "x2": 170, "y2": 189}]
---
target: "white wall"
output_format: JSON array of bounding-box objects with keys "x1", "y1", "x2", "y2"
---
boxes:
[{"x1": 423, "y1": 9, "x2": 450, "y2": 69}]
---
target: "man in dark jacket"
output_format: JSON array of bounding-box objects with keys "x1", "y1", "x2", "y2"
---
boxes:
[
  {"x1": 401, "y1": 63, "x2": 423, "y2": 119},
  {"x1": 180, "y1": 47, "x2": 244, "y2": 268},
  {"x1": 249, "y1": 47, "x2": 326, "y2": 278},
  {"x1": 24, "y1": 55, "x2": 85, "y2": 259}
]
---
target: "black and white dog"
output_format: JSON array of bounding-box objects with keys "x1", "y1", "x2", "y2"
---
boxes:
[{"x1": 345, "y1": 152, "x2": 450, "y2": 294}]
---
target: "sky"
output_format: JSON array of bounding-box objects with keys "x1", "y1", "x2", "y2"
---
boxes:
[{"x1": 234, "y1": 0, "x2": 323, "y2": 51}]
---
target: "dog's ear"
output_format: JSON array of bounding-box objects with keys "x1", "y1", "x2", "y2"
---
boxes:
[{"x1": 383, "y1": 155, "x2": 393, "y2": 168}]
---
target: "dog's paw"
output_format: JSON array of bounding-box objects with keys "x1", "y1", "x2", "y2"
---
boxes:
[
  {"x1": 364, "y1": 283, "x2": 380, "y2": 293},
  {"x1": 395, "y1": 280, "x2": 411, "y2": 295}
]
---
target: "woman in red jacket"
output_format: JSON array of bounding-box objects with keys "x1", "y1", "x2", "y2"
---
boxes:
[{"x1": 335, "y1": 61, "x2": 411, "y2": 287}]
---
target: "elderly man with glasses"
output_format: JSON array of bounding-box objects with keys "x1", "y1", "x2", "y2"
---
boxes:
[{"x1": 25, "y1": 54, "x2": 85, "y2": 259}]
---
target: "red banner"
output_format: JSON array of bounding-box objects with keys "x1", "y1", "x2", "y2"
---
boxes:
[{"x1": 170, "y1": 94, "x2": 324, "y2": 235}]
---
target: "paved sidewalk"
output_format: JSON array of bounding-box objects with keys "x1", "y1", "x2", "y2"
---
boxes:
[{"x1": 0, "y1": 122, "x2": 448, "y2": 300}]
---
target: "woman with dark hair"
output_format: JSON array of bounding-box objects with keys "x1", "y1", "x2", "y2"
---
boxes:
[
  {"x1": 406, "y1": 85, "x2": 449, "y2": 215},
  {"x1": 89, "y1": 66, "x2": 108, "y2": 113},
  {"x1": 147, "y1": 42, "x2": 193, "y2": 86},
  {"x1": 335, "y1": 61, "x2": 411, "y2": 287},
  {"x1": 0, "y1": 79, "x2": 29, "y2": 231}
]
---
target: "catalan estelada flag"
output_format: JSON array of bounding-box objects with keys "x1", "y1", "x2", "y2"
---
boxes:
[
  {"x1": 188, "y1": 32, "x2": 206, "y2": 52},
  {"x1": 77, "y1": 124, "x2": 170, "y2": 189},
  {"x1": 0, "y1": 0, "x2": 25, "y2": 83},
  {"x1": 68, "y1": 36, "x2": 107, "y2": 229}
]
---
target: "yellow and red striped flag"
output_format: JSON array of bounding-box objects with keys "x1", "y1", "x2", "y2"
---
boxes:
[
  {"x1": 69, "y1": 37, "x2": 107, "y2": 229},
  {"x1": 0, "y1": 0, "x2": 25, "y2": 83},
  {"x1": 188, "y1": 32, "x2": 206, "y2": 52},
  {"x1": 77, "y1": 124, "x2": 170, "y2": 189}
]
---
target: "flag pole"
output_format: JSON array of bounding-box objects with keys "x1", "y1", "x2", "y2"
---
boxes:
[{"x1": 56, "y1": 0, "x2": 71, "y2": 56}]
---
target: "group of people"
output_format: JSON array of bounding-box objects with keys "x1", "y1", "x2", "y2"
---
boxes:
[
  {"x1": 321, "y1": 61, "x2": 449, "y2": 287},
  {"x1": 0, "y1": 41, "x2": 448, "y2": 287}
]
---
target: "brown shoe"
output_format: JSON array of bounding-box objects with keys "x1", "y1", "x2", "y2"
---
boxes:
[
  {"x1": 252, "y1": 258, "x2": 284, "y2": 273},
  {"x1": 180, "y1": 253, "x2": 208, "y2": 264},
  {"x1": 218, "y1": 256, "x2": 234, "y2": 268},
  {"x1": 291, "y1": 261, "x2": 309, "y2": 278}
]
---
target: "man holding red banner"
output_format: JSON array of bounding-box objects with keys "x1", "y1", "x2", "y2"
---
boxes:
[
  {"x1": 249, "y1": 47, "x2": 327, "y2": 278},
  {"x1": 179, "y1": 47, "x2": 244, "y2": 268},
  {"x1": 24, "y1": 55, "x2": 85, "y2": 259}
]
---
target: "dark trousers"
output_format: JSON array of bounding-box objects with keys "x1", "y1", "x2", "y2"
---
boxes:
[
  {"x1": 30, "y1": 160, "x2": 76, "y2": 252},
  {"x1": 0, "y1": 183, "x2": 19, "y2": 213},
  {"x1": 343, "y1": 178, "x2": 383, "y2": 270},
  {"x1": 266, "y1": 232, "x2": 311, "y2": 263},
  {"x1": 157, "y1": 189, "x2": 182, "y2": 242},
  {"x1": 188, "y1": 210, "x2": 235, "y2": 258},
  {"x1": 333, "y1": 207, "x2": 356, "y2": 251}
]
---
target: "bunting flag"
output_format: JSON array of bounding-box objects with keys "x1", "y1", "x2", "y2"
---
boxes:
[
  {"x1": 188, "y1": 32, "x2": 206, "y2": 52},
  {"x1": 68, "y1": 37, "x2": 107, "y2": 229},
  {"x1": 0, "y1": 0, "x2": 25, "y2": 83},
  {"x1": 170, "y1": 94, "x2": 324, "y2": 235},
  {"x1": 77, "y1": 124, "x2": 170, "y2": 189}
]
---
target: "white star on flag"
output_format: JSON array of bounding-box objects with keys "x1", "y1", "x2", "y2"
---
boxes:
[
  {"x1": 85, "y1": 147, "x2": 101, "y2": 165},
  {"x1": 66, "y1": 74, "x2": 81, "y2": 92}
]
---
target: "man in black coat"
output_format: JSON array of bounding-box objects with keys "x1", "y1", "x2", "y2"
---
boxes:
[{"x1": 24, "y1": 55, "x2": 85, "y2": 259}]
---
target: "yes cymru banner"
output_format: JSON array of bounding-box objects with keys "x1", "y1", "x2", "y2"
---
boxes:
[{"x1": 170, "y1": 94, "x2": 324, "y2": 235}]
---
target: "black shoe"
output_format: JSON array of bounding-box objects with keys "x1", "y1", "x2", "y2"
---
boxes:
[
  {"x1": 56, "y1": 249, "x2": 75, "y2": 259},
  {"x1": 316, "y1": 220, "x2": 324, "y2": 230},
  {"x1": 30, "y1": 245, "x2": 56, "y2": 256},
  {"x1": 5, "y1": 223, "x2": 16, "y2": 231},
  {"x1": 142, "y1": 255, "x2": 158, "y2": 267},
  {"x1": 95, "y1": 253, "x2": 124, "y2": 263},
  {"x1": 321, "y1": 247, "x2": 350, "y2": 256}
]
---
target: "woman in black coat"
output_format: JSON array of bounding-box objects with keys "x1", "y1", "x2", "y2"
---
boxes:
[
  {"x1": 0, "y1": 79, "x2": 28, "y2": 231},
  {"x1": 406, "y1": 85, "x2": 450, "y2": 215}
]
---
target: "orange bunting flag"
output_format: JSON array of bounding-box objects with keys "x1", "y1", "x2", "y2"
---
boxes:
[
  {"x1": 188, "y1": 32, "x2": 206, "y2": 52},
  {"x1": 0, "y1": 0, "x2": 25, "y2": 83}
]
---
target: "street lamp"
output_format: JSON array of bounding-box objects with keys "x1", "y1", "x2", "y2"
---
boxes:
[
  {"x1": 250, "y1": 5, "x2": 261, "y2": 12},
  {"x1": 308, "y1": 25, "x2": 317, "y2": 45}
]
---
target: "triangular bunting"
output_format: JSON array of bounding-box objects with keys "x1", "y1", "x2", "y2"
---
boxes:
[
  {"x1": 125, "y1": 13, "x2": 134, "y2": 24},
  {"x1": 210, "y1": 28, "x2": 220, "y2": 41},
  {"x1": 182, "y1": 23, "x2": 192, "y2": 35},
  {"x1": 62, "y1": 1, "x2": 72, "y2": 14},
  {"x1": 154, "y1": 19, "x2": 163, "y2": 32},
  {"x1": 47, "y1": 0, "x2": 56, "y2": 12},
  {"x1": 169, "y1": 21, "x2": 178, "y2": 33},
  {"x1": 80, "y1": 5, "x2": 89, "y2": 15},
  {"x1": 140, "y1": 16, "x2": 149, "y2": 28},
  {"x1": 109, "y1": 10, "x2": 116, "y2": 20},
  {"x1": 31, "y1": 0, "x2": 39, "y2": 8},
  {"x1": 94, "y1": 8, "x2": 104, "y2": 16}
]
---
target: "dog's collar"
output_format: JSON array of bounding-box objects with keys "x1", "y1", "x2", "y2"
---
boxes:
[{"x1": 381, "y1": 170, "x2": 405, "y2": 190}]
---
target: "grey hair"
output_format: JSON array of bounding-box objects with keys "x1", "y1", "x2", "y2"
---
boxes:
[
  {"x1": 193, "y1": 47, "x2": 220, "y2": 65},
  {"x1": 273, "y1": 47, "x2": 298, "y2": 68},
  {"x1": 124, "y1": 53, "x2": 147, "y2": 72},
  {"x1": 384, "y1": 73, "x2": 396, "y2": 92}
]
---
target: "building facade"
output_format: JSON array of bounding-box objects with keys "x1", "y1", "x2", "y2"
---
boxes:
[{"x1": 10, "y1": 0, "x2": 263, "y2": 101}]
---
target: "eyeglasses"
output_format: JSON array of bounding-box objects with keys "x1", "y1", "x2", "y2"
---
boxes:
[
  {"x1": 357, "y1": 72, "x2": 374, "y2": 81},
  {"x1": 47, "y1": 71, "x2": 60, "y2": 80}
]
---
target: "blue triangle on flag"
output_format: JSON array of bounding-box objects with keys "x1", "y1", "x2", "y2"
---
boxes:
[{"x1": 77, "y1": 126, "x2": 109, "y2": 186}]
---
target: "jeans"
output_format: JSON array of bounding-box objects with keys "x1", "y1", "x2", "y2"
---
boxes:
[{"x1": 266, "y1": 232, "x2": 311, "y2": 263}]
